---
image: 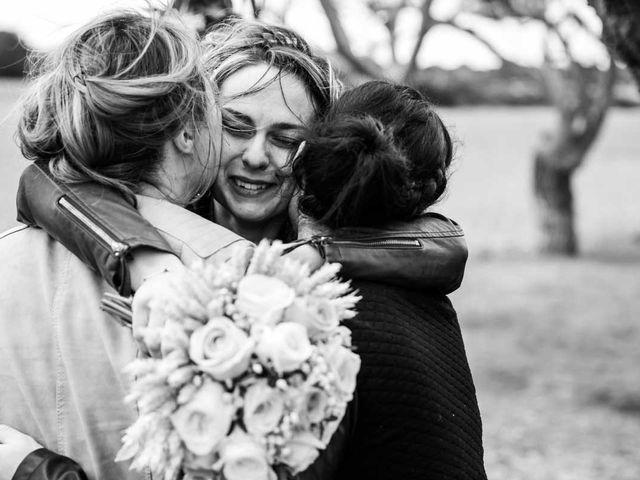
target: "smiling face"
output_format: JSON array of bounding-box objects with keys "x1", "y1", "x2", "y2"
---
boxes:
[{"x1": 212, "y1": 63, "x2": 315, "y2": 240}]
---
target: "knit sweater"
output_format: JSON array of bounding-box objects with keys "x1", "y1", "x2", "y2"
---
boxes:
[{"x1": 302, "y1": 280, "x2": 487, "y2": 480}]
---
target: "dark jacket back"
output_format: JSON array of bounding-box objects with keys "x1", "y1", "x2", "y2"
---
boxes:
[{"x1": 303, "y1": 280, "x2": 487, "y2": 480}]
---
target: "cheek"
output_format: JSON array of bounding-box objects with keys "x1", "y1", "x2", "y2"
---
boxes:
[
  {"x1": 222, "y1": 131, "x2": 248, "y2": 157},
  {"x1": 219, "y1": 135, "x2": 241, "y2": 169},
  {"x1": 272, "y1": 149, "x2": 295, "y2": 176}
]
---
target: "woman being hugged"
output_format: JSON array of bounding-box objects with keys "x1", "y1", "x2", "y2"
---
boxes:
[{"x1": 0, "y1": 9, "x2": 234, "y2": 480}]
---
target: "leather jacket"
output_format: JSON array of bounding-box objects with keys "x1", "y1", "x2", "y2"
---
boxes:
[
  {"x1": 16, "y1": 162, "x2": 468, "y2": 296},
  {"x1": 16, "y1": 161, "x2": 174, "y2": 296},
  {"x1": 12, "y1": 449, "x2": 88, "y2": 480}
]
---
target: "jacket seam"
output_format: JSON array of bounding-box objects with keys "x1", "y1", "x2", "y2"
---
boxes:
[
  {"x1": 53, "y1": 178, "x2": 134, "y2": 250},
  {"x1": 331, "y1": 230, "x2": 464, "y2": 240},
  {"x1": 52, "y1": 250, "x2": 72, "y2": 455},
  {"x1": 57, "y1": 196, "x2": 131, "y2": 255}
]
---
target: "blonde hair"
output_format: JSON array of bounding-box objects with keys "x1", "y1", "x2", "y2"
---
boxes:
[
  {"x1": 202, "y1": 19, "x2": 342, "y2": 116},
  {"x1": 18, "y1": 9, "x2": 218, "y2": 203}
]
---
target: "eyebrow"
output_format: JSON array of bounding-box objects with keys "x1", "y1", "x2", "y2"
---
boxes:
[{"x1": 224, "y1": 108, "x2": 306, "y2": 131}]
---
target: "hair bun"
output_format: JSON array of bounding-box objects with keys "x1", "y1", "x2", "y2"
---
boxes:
[
  {"x1": 343, "y1": 115, "x2": 389, "y2": 153},
  {"x1": 295, "y1": 113, "x2": 413, "y2": 228},
  {"x1": 294, "y1": 80, "x2": 453, "y2": 229}
]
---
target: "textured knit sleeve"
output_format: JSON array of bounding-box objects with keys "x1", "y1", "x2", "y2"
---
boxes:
[{"x1": 335, "y1": 281, "x2": 487, "y2": 480}]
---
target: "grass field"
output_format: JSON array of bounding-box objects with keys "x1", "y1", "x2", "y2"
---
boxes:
[{"x1": 1, "y1": 78, "x2": 639, "y2": 479}]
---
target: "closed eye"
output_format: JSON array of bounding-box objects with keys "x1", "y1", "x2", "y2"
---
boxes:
[
  {"x1": 270, "y1": 134, "x2": 303, "y2": 150},
  {"x1": 222, "y1": 109, "x2": 254, "y2": 138}
]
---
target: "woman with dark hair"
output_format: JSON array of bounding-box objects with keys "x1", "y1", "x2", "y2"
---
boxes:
[
  {"x1": 294, "y1": 80, "x2": 486, "y2": 480},
  {"x1": 295, "y1": 81, "x2": 452, "y2": 229}
]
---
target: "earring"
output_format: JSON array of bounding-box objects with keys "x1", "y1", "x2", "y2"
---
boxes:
[{"x1": 191, "y1": 190, "x2": 204, "y2": 202}]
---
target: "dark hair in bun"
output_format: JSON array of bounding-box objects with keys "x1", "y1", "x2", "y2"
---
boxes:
[{"x1": 293, "y1": 80, "x2": 453, "y2": 229}]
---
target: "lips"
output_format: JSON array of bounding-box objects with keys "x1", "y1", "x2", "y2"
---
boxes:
[{"x1": 230, "y1": 176, "x2": 277, "y2": 196}]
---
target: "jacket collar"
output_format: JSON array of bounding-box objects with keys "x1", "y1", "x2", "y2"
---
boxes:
[{"x1": 135, "y1": 195, "x2": 247, "y2": 259}]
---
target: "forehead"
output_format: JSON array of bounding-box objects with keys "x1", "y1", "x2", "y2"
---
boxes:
[{"x1": 219, "y1": 63, "x2": 315, "y2": 126}]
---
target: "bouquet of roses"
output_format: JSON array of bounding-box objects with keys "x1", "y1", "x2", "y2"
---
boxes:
[{"x1": 110, "y1": 240, "x2": 361, "y2": 480}]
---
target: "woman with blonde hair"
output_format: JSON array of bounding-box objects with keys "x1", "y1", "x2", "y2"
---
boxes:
[{"x1": 0, "y1": 9, "x2": 246, "y2": 480}]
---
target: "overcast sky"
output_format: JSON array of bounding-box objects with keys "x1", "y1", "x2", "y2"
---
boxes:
[{"x1": 0, "y1": 0, "x2": 608, "y2": 70}]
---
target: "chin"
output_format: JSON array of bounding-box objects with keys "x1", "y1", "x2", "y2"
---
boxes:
[
  {"x1": 231, "y1": 206, "x2": 274, "y2": 224},
  {"x1": 237, "y1": 206, "x2": 287, "y2": 225}
]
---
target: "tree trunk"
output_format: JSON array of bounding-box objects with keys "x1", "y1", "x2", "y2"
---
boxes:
[
  {"x1": 532, "y1": 54, "x2": 615, "y2": 255},
  {"x1": 533, "y1": 151, "x2": 577, "y2": 255}
]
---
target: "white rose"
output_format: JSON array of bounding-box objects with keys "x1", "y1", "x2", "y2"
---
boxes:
[
  {"x1": 281, "y1": 431, "x2": 324, "y2": 474},
  {"x1": 243, "y1": 379, "x2": 285, "y2": 436},
  {"x1": 189, "y1": 317, "x2": 253, "y2": 381},
  {"x1": 320, "y1": 417, "x2": 343, "y2": 445},
  {"x1": 170, "y1": 379, "x2": 234, "y2": 456},
  {"x1": 324, "y1": 344, "x2": 361, "y2": 400},
  {"x1": 283, "y1": 298, "x2": 339, "y2": 338},
  {"x1": 300, "y1": 387, "x2": 329, "y2": 425},
  {"x1": 255, "y1": 322, "x2": 313, "y2": 374},
  {"x1": 236, "y1": 274, "x2": 295, "y2": 324},
  {"x1": 219, "y1": 428, "x2": 276, "y2": 480}
]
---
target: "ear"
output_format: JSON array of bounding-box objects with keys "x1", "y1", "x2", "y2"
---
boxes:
[{"x1": 172, "y1": 125, "x2": 195, "y2": 155}]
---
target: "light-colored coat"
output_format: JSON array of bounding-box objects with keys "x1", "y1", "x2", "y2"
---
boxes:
[{"x1": 0, "y1": 196, "x2": 250, "y2": 480}]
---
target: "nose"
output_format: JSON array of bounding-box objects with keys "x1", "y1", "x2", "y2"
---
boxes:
[{"x1": 242, "y1": 134, "x2": 270, "y2": 170}]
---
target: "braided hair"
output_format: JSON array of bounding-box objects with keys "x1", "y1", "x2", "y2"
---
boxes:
[
  {"x1": 201, "y1": 18, "x2": 342, "y2": 116},
  {"x1": 294, "y1": 81, "x2": 453, "y2": 229}
]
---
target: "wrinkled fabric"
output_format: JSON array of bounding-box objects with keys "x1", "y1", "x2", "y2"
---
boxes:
[
  {"x1": 322, "y1": 213, "x2": 468, "y2": 294},
  {"x1": 0, "y1": 226, "x2": 143, "y2": 480}
]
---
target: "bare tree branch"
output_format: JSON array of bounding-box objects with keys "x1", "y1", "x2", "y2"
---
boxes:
[
  {"x1": 366, "y1": 0, "x2": 408, "y2": 64},
  {"x1": 250, "y1": 0, "x2": 260, "y2": 18},
  {"x1": 318, "y1": 0, "x2": 386, "y2": 78},
  {"x1": 543, "y1": 20, "x2": 572, "y2": 66},
  {"x1": 443, "y1": 18, "x2": 517, "y2": 67},
  {"x1": 404, "y1": 0, "x2": 437, "y2": 81}
]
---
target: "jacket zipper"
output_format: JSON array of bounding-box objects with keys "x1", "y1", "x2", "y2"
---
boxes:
[
  {"x1": 58, "y1": 196, "x2": 129, "y2": 257},
  {"x1": 313, "y1": 236, "x2": 422, "y2": 249}
]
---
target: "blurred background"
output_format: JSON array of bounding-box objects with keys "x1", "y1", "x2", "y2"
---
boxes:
[{"x1": 1, "y1": 0, "x2": 639, "y2": 478}]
